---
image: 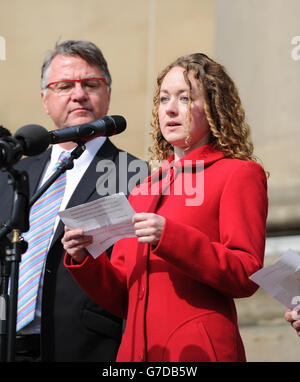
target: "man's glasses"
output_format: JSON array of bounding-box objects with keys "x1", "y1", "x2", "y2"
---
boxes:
[{"x1": 46, "y1": 77, "x2": 107, "y2": 95}]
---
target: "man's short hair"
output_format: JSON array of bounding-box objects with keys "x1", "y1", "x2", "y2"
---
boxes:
[{"x1": 41, "y1": 40, "x2": 112, "y2": 92}]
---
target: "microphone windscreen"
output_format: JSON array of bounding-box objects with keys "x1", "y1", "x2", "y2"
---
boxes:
[
  {"x1": 110, "y1": 115, "x2": 127, "y2": 134},
  {"x1": 14, "y1": 124, "x2": 51, "y2": 156},
  {"x1": 0, "y1": 125, "x2": 11, "y2": 138}
]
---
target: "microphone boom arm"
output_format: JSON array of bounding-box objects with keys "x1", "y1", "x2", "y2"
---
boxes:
[{"x1": 30, "y1": 141, "x2": 86, "y2": 206}]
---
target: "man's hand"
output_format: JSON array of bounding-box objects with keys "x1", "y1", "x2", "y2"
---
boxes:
[{"x1": 61, "y1": 226, "x2": 93, "y2": 263}]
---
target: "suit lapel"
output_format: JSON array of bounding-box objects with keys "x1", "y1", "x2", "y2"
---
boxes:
[
  {"x1": 25, "y1": 149, "x2": 52, "y2": 198},
  {"x1": 67, "y1": 138, "x2": 119, "y2": 208}
]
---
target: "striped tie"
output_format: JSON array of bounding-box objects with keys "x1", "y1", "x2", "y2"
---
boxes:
[{"x1": 16, "y1": 151, "x2": 70, "y2": 331}]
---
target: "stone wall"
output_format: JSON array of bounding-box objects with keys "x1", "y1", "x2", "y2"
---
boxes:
[
  {"x1": 0, "y1": 0, "x2": 215, "y2": 161},
  {"x1": 216, "y1": 0, "x2": 300, "y2": 235}
]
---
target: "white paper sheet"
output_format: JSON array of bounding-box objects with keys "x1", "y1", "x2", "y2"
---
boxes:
[
  {"x1": 58, "y1": 192, "x2": 136, "y2": 258},
  {"x1": 249, "y1": 249, "x2": 300, "y2": 309}
]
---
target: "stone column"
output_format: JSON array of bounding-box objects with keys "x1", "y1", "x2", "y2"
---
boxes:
[{"x1": 216, "y1": 0, "x2": 300, "y2": 235}]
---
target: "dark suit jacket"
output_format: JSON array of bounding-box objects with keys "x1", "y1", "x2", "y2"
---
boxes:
[{"x1": 0, "y1": 138, "x2": 146, "y2": 361}]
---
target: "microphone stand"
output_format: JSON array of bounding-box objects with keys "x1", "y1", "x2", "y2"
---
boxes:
[
  {"x1": 0, "y1": 167, "x2": 30, "y2": 362},
  {"x1": 0, "y1": 141, "x2": 85, "y2": 362}
]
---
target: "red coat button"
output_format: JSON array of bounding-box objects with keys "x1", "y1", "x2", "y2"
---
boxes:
[
  {"x1": 139, "y1": 353, "x2": 145, "y2": 361},
  {"x1": 138, "y1": 285, "x2": 145, "y2": 299}
]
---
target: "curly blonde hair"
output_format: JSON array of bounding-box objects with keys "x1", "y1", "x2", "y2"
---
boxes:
[{"x1": 149, "y1": 53, "x2": 258, "y2": 163}]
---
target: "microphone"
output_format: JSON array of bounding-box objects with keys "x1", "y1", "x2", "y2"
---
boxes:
[
  {"x1": 0, "y1": 124, "x2": 50, "y2": 169},
  {"x1": 14, "y1": 124, "x2": 51, "y2": 156},
  {"x1": 48, "y1": 115, "x2": 126, "y2": 144},
  {"x1": 0, "y1": 125, "x2": 12, "y2": 138}
]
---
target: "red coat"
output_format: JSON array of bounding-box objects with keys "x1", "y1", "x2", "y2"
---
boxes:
[{"x1": 65, "y1": 144, "x2": 268, "y2": 362}]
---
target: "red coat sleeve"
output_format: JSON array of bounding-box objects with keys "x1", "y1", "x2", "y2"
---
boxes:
[
  {"x1": 64, "y1": 240, "x2": 128, "y2": 318},
  {"x1": 152, "y1": 161, "x2": 268, "y2": 298}
]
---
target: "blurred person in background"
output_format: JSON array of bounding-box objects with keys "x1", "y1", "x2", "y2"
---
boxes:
[{"x1": 285, "y1": 309, "x2": 300, "y2": 337}]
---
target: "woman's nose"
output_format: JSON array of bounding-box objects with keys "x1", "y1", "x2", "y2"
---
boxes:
[{"x1": 166, "y1": 98, "x2": 178, "y2": 116}]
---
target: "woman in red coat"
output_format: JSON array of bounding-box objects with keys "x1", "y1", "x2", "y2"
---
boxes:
[{"x1": 62, "y1": 53, "x2": 268, "y2": 362}]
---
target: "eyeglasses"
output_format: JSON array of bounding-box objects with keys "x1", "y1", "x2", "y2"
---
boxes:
[{"x1": 46, "y1": 77, "x2": 107, "y2": 95}]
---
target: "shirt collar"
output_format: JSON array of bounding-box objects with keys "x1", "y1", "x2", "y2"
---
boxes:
[
  {"x1": 50, "y1": 136, "x2": 107, "y2": 171},
  {"x1": 147, "y1": 143, "x2": 225, "y2": 184}
]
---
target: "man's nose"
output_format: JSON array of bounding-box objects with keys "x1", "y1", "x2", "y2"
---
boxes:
[{"x1": 70, "y1": 83, "x2": 88, "y2": 101}]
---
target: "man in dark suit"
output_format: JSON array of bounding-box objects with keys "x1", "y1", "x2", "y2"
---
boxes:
[{"x1": 0, "y1": 40, "x2": 147, "y2": 361}]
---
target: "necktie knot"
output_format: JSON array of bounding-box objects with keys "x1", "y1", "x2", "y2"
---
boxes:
[{"x1": 53, "y1": 151, "x2": 71, "y2": 171}]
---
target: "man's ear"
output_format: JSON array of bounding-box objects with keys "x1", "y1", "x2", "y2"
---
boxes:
[
  {"x1": 41, "y1": 91, "x2": 50, "y2": 115},
  {"x1": 108, "y1": 87, "x2": 112, "y2": 104}
]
